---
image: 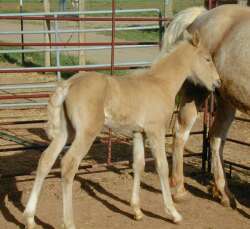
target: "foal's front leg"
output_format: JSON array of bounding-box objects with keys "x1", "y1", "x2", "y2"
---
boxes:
[
  {"x1": 146, "y1": 129, "x2": 182, "y2": 223},
  {"x1": 131, "y1": 132, "x2": 145, "y2": 220}
]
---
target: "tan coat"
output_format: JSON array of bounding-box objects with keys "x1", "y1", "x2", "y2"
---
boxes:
[{"x1": 24, "y1": 34, "x2": 220, "y2": 229}]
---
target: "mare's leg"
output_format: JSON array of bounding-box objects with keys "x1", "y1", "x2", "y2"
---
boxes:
[
  {"x1": 171, "y1": 100, "x2": 198, "y2": 201},
  {"x1": 210, "y1": 97, "x2": 236, "y2": 208},
  {"x1": 131, "y1": 132, "x2": 145, "y2": 220},
  {"x1": 146, "y1": 128, "x2": 182, "y2": 223},
  {"x1": 61, "y1": 123, "x2": 103, "y2": 229},
  {"x1": 24, "y1": 118, "x2": 68, "y2": 229}
]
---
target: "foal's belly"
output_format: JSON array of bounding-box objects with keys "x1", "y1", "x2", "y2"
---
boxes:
[{"x1": 103, "y1": 109, "x2": 144, "y2": 137}]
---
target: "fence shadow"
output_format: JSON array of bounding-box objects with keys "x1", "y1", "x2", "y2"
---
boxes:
[{"x1": 0, "y1": 152, "x2": 56, "y2": 229}]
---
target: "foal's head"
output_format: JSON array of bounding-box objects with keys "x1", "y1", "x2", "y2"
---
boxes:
[{"x1": 188, "y1": 31, "x2": 221, "y2": 91}]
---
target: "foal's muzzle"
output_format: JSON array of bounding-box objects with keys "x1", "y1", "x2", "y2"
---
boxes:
[{"x1": 212, "y1": 79, "x2": 221, "y2": 91}]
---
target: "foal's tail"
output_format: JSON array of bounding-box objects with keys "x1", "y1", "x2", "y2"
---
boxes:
[
  {"x1": 161, "y1": 7, "x2": 207, "y2": 53},
  {"x1": 47, "y1": 80, "x2": 71, "y2": 140}
]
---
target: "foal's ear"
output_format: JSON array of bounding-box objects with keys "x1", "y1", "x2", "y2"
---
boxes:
[
  {"x1": 183, "y1": 30, "x2": 192, "y2": 40},
  {"x1": 191, "y1": 31, "x2": 201, "y2": 47}
]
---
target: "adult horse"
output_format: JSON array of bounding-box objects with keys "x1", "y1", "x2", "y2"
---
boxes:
[
  {"x1": 24, "y1": 33, "x2": 220, "y2": 229},
  {"x1": 162, "y1": 5, "x2": 250, "y2": 208}
]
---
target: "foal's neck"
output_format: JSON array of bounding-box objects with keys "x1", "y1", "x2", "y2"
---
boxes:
[{"x1": 151, "y1": 42, "x2": 193, "y2": 95}]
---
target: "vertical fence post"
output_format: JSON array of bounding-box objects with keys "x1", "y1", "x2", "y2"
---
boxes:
[
  {"x1": 59, "y1": 0, "x2": 67, "y2": 11},
  {"x1": 208, "y1": 0, "x2": 213, "y2": 9},
  {"x1": 158, "y1": 11, "x2": 163, "y2": 49},
  {"x1": 107, "y1": 0, "x2": 116, "y2": 165},
  {"x1": 238, "y1": 0, "x2": 248, "y2": 6},
  {"x1": 202, "y1": 99, "x2": 209, "y2": 174},
  {"x1": 54, "y1": 15, "x2": 61, "y2": 80},
  {"x1": 202, "y1": 0, "x2": 217, "y2": 175},
  {"x1": 20, "y1": 0, "x2": 25, "y2": 65},
  {"x1": 164, "y1": 0, "x2": 173, "y2": 18},
  {"x1": 207, "y1": 93, "x2": 215, "y2": 173},
  {"x1": 43, "y1": 0, "x2": 51, "y2": 67},
  {"x1": 79, "y1": 0, "x2": 86, "y2": 66}
]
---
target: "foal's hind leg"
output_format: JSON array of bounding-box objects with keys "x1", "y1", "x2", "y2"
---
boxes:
[
  {"x1": 131, "y1": 132, "x2": 145, "y2": 220},
  {"x1": 146, "y1": 128, "x2": 182, "y2": 223},
  {"x1": 24, "y1": 124, "x2": 68, "y2": 229},
  {"x1": 61, "y1": 124, "x2": 103, "y2": 229},
  {"x1": 171, "y1": 100, "x2": 198, "y2": 202},
  {"x1": 210, "y1": 97, "x2": 236, "y2": 208}
]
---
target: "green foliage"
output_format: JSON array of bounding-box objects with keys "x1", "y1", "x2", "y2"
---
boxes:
[{"x1": 0, "y1": 0, "x2": 204, "y2": 14}]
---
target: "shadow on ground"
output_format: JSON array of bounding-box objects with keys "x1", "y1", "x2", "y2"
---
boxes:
[{"x1": 0, "y1": 139, "x2": 249, "y2": 227}]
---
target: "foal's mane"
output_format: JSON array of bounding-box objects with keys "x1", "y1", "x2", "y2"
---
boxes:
[
  {"x1": 153, "y1": 39, "x2": 188, "y2": 67},
  {"x1": 128, "y1": 40, "x2": 189, "y2": 79}
]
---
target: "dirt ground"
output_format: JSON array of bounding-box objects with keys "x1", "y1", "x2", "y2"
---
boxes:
[{"x1": 0, "y1": 106, "x2": 249, "y2": 229}]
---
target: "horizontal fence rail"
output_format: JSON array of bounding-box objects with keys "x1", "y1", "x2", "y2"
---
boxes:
[
  {"x1": 0, "y1": 41, "x2": 159, "y2": 47},
  {"x1": 0, "y1": 9, "x2": 161, "y2": 17},
  {"x1": 0, "y1": 25, "x2": 160, "y2": 35},
  {"x1": 0, "y1": 45, "x2": 159, "y2": 54},
  {"x1": 0, "y1": 16, "x2": 168, "y2": 22},
  {"x1": 0, "y1": 62, "x2": 152, "y2": 73}
]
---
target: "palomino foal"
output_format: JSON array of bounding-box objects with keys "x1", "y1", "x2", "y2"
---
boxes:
[{"x1": 24, "y1": 32, "x2": 220, "y2": 229}]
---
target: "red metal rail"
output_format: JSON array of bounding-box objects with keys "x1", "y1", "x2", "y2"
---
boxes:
[
  {"x1": 0, "y1": 93, "x2": 50, "y2": 100},
  {"x1": 0, "y1": 15, "x2": 170, "y2": 22},
  {"x1": 0, "y1": 41, "x2": 158, "y2": 47},
  {"x1": 0, "y1": 65, "x2": 149, "y2": 74}
]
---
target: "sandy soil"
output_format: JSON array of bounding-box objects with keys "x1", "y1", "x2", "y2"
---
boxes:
[
  {"x1": 0, "y1": 163, "x2": 249, "y2": 229},
  {"x1": 0, "y1": 109, "x2": 249, "y2": 229}
]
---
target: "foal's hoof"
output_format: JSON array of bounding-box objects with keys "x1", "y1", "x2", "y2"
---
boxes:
[
  {"x1": 62, "y1": 223, "x2": 76, "y2": 229},
  {"x1": 23, "y1": 214, "x2": 36, "y2": 229},
  {"x1": 134, "y1": 211, "x2": 144, "y2": 221},
  {"x1": 25, "y1": 224, "x2": 36, "y2": 229},
  {"x1": 220, "y1": 198, "x2": 231, "y2": 208},
  {"x1": 172, "y1": 212, "x2": 183, "y2": 224},
  {"x1": 25, "y1": 222, "x2": 36, "y2": 229},
  {"x1": 221, "y1": 196, "x2": 237, "y2": 209},
  {"x1": 211, "y1": 185, "x2": 221, "y2": 199},
  {"x1": 172, "y1": 190, "x2": 189, "y2": 203}
]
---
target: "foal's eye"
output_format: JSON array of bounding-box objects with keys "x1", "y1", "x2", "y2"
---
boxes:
[{"x1": 205, "y1": 57, "x2": 211, "y2": 62}]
